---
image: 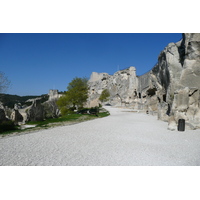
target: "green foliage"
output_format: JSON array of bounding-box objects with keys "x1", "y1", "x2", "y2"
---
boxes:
[
  {"x1": 1, "y1": 108, "x2": 110, "y2": 135},
  {"x1": 26, "y1": 113, "x2": 82, "y2": 126},
  {"x1": 57, "y1": 77, "x2": 89, "y2": 115},
  {"x1": 99, "y1": 89, "x2": 110, "y2": 102},
  {"x1": 77, "y1": 107, "x2": 99, "y2": 116},
  {"x1": 26, "y1": 108, "x2": 109, "y2": 127}
]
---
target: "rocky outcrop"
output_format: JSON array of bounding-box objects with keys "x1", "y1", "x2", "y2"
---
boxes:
[
  {"x1": 169, "y1": 33, "x2": 200, "y2": 130},
  {"x1": 10, "y1": 109, "x2": 23, "y2": 124},
  {"x1": 87, "y1": 33, "x2": 200, "y2": 130},
  {"x1": 138, "y1": 33, "x2": 200, "y2": 130},
  {"x1": 43, "y1": 100, "x2": 60, "y2": 119},
  {"x1": 19, "y1": 90, "x2": 61, "y2": 122},
  {"x1": 43, "y1": 89, "x2": 61, "y2": 118},
  {"x1": 87, "y1": 67, "x2": 138, "y2": 107},
  {"x1": 26, "y1": 99, "x2": 45, "y2": 121}
]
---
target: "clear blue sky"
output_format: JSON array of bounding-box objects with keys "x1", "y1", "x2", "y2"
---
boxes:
[{"x1": 0, "y1": 33, "x2": 182, "y2": 96}]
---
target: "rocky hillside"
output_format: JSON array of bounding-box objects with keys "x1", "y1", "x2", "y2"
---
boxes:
[
  {"x1": 87, "y1": 67, "x2": 138, "y2": 107},
  {"x1": 0, "y1": 93, "x2": 48, "y2": 108},
  {"x1": 0, "y1": 90, "x2": 62, "y2": 125},
  {"x1": 87, "y1": 33, "x2": 200, "y2": 130}
]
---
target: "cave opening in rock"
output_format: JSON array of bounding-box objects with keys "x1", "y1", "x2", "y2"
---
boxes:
[
  {"x1": 147, "y1": 88, "x2": 157, "y2": 97},
  {"x1": 163, "y1": 94, "x2": 166, "y2": 102}
]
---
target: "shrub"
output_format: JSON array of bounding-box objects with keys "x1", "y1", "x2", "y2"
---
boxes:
[
  {"x1": 99, "y1": 89, "x2": 110, "y2": 102},
  {"x1": 59, "y1": 107, "x2": 75, "y2": 115}
]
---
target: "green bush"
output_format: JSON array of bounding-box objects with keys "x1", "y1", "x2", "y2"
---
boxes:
[
  {"x1": 60, "y1": 107, "x2": 75, "y2": 115},
  {"x1": 0, "y1": 120, "x2": 17, "y2": 133},
  {"x1": 99, "y1": 89, "x2": 110, "y2": 102}
]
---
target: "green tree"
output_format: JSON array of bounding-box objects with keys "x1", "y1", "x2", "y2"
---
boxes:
[
  {"x1": 99, "y1": 89, "x2": 110, "y2": 102},
  {"x1": 57, "y1": 77, "x2": 88, "y2": 115}
]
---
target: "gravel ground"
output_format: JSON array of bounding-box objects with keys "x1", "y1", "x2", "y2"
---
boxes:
[{"x1": 0, "y1": 106, "x2": 200, "y2": 166}]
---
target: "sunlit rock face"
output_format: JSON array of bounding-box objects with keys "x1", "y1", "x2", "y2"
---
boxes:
[
  {"x1": 10, "y1": 107, "x2": 23, "y2": 124},
  {"x1": 87, "y1": 67, "x2": 138, "y2": 107},
  {"x1": 25, "y1": 90, "x2": 61, "y2": 122},
  {"x1": 171, "y1": 33, "x2": 200, "y2": 130},
  {"x1": 138, "y1": 33, "x2": 200, "y2": 130},
  {"x1": 87, "y1": 33, "x2": 200, "y2": 130}
]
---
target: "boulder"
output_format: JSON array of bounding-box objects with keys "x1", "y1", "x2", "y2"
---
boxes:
[
  {"x1": 43, "y1": 100, "x2": 60, "y2": 119},
  {"x1": 87, "y1": 66, "x2": 138, "y2": 107},
  {"x1": 10, "y1": 109, "x2": 23, "y2": 124},
  {"x1": 26, "y1": 99, "x2": 44, "y2": 121}
]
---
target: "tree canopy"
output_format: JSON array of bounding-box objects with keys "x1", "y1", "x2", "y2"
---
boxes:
[{"x1": 56, "y1": 77, "x2": 88, "y2": 115}]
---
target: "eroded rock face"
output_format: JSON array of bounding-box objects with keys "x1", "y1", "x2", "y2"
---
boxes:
[
  {"x1": 22, "y1": 90, "x2": 61, "y2": 122},
  {"x1": 172, "y1": 33, "x2": 200, "y2": 129},
  {"x1": 87, "y1": 33, "x2": 200, "y2": 130},
  {"x1": 144, "y1": 34, "x2": 200, "y2": 130},
  {"x1": 43, "y1": 89, "x2": 61, "y2": 118},
  {"x1": 43, "y1": 100, "x2": 60, "y2": 119},
  {"x1": 180, "y1": 34, "x2": 200, "y2": 88},
  {"x1": 10, "y1": 109, "x2": 23, "y2": 124},
  {"x1": 26, "y1": 99, "x2": 44, "y2": 121},
  {"x1": 87, "y1": 67, "x2": 138, "y2": 107}
]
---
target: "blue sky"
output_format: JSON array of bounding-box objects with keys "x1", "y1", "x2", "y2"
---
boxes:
[{"x1": 0, "y1": 33, "x2": 182, "y2": 96}]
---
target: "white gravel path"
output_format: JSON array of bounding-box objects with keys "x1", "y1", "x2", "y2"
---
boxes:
[{"x1": 0, "y1": 106, "x2": 200, "y2": 166}]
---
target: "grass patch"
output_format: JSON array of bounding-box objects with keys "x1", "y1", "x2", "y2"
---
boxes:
[
  {"x1": 0, "y1": 109, "x2": 110, "y2": 136},
  {"x1": 26, "y1": 113, "x2": 81, "y2": 126}
]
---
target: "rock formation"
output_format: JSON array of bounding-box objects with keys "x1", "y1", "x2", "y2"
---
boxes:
[
  {"x1": 87, "y1": 33, "x2": 200, "y2": 130},
  {"x1": 10, "y1": 108, "x2": 23, "y2": 124},
  {"x1": 26, "y1": 99, "x2": 45, "y2": 121},
  {"x1": 18, "y1": 90, "x2": 61, "y2": 122},
  {"x1": 87, "y1": 67, "x2": 138, "y2": 107},
  {"x1": 43, "y1": 90, "x2": 61, "y2": 119}
]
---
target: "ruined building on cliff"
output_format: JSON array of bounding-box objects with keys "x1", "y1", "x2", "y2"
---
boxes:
[{"x1": 87, "y1": 33, "x2": 200, "y2": 130}]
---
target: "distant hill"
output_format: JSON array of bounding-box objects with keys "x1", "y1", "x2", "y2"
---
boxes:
[{"x1": 0, "y1": 93, "x2": 49, "y2": 108}]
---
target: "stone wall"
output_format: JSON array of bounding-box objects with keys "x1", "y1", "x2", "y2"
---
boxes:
[{"x1": 48, "y1": 89, "x2": 62, "y2": 101}]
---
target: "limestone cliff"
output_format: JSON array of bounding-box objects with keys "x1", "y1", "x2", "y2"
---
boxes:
[
  {"x1": 87, "y1": 67, "x2": 138, "y2": 107},
  {"x1": 87, "y1": 33, "x2": 200, "y2": 130}
]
